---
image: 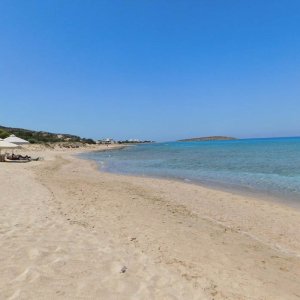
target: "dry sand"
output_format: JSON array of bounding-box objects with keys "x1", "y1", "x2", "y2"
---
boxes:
[{"x1": 1, "y1": 144, "x2": 300, "y2": 299}]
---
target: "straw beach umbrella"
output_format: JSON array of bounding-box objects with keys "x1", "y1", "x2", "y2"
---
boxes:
[
  {"x1": 0, "y1": 139, "x2": 20, "y2": 155},
  {"x1": 4, "y1": 134, "x2": 29, "y2": 145}
]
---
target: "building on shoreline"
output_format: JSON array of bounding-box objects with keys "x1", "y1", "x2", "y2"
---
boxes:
[
  {"x1": 97, "y1": 138, "x2": 116, "y2": 145},
  {"x1": 97, "y1": 138, "x2": 154, "y2": 145}
]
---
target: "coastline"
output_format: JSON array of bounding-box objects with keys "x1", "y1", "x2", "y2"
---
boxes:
[
  {"x1": 1, "y1": 145, "x2": 300, "y2": 299},
  {"x1": 78, "y1": 149, "x2": 300, "y2": 257},
  {"x1": 90, "y1": 160, "x2": 300, "y2": 211},
  {"x1": 81, "y1": 144, "x2": 300, "y2": 209},
  {"x1": 80, "y1": 146, "x2": 300, "y2": 210}
]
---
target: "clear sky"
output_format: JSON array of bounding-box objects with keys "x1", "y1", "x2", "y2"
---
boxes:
[{"x1": 1, "y1": 1, "x2": 300, "y2": 141}]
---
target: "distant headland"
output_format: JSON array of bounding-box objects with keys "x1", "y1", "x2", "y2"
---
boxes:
[{"x1": 178, "y1": 136, "x2": 237, "y2": 142}]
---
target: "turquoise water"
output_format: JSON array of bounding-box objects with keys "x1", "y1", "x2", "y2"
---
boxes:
[{"x1": 81, "y1": 138, "x2": 300, "y2": 203}]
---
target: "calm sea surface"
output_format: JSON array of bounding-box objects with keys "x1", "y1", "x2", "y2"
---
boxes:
[{"x1": 81, "y1": 138, "x2": 300, "y2": 204}]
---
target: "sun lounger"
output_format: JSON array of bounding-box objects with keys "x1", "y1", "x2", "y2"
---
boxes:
[{"x1": 4, "y1": 157, "x2": 31, "y2": 163}]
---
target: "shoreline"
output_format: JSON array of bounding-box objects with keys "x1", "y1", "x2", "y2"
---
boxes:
[
  {"x1": 1, "y1": 145, "x2": 300, "y2": 299},
  {"x1": 80, "y1": 147, "x2": 300, "y2": 211},
  {"x1": 77, "y1": 150, "x2": 300, "y2": 257}
]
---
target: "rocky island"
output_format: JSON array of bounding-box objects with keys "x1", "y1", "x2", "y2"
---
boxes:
[{"x1": 178, "y1": 136, "x2": 237, "y2": 142}]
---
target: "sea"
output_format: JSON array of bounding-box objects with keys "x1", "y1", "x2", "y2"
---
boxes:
[{"x1": 80, "y1": 137, "x2": 300, "y2": 205}]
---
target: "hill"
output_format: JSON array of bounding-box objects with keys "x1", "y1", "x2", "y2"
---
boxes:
[
  {"x1": 178, "y1": 136, "x2": 237, "y2": 142},
  {"x1": 0, "y1": 125, "x2": 95, "y2": 144}
]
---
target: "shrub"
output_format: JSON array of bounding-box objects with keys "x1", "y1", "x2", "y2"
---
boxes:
[{"x1": 0, "y1": 129, "x2": 9, "y2": 139}]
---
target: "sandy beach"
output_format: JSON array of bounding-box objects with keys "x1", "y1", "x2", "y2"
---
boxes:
[{"x1": 1, "y1": 145, "x2": 300, "y2": 299}]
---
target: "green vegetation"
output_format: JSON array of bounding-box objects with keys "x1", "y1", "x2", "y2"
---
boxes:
[
  {"x1": 0, "y1": 125, "x2": 95, "y2": 144},
  {"x1": 81, "y1": 138, "x2": 96, "y2": 144},
  {"x1": 0, "y1": 128, "x2": 10, "y2": 139},
  {"x1": 117, "y1": 140, "x2": 153, "y2": 144}
]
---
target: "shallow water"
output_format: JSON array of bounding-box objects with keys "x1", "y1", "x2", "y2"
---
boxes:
[{"x1": 81, "y1": 138, "x2": 300, "y2": 204}]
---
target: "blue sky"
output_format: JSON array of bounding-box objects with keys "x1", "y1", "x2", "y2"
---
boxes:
[{"x1": 1, "y1": 0, "x2": 300, "y2": 141}]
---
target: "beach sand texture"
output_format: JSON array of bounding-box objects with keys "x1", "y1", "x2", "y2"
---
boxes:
[{"x1": 1, "y1": 145, "x2": 300, "y2": 299}]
